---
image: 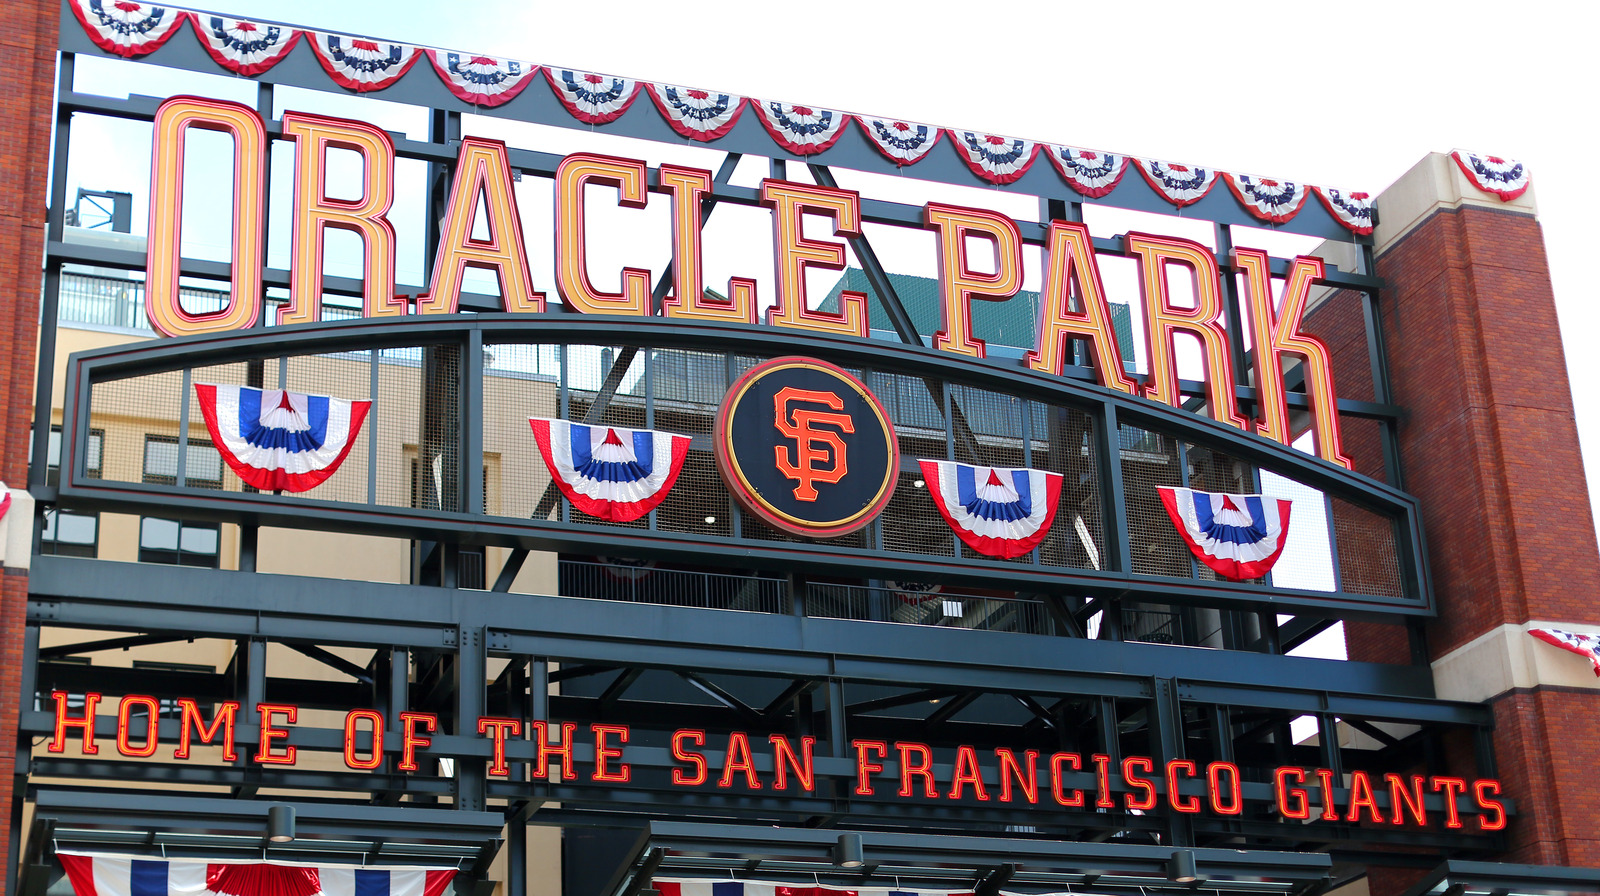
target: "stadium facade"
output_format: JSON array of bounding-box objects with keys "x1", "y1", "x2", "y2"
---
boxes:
[{"x1": 2, "y1": 5, "x2": 1599, "y2": 896}]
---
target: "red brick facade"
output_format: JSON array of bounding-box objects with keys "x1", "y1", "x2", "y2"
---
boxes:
[
  {"x1": 1342, "y1": 203, "x2": 1600, "y2": 869},
  {"x1": 0, "y1": 0, "x2": 55, "y2": 887}
]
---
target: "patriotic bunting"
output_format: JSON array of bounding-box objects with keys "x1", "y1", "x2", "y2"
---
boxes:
[
  {"x1": 646, "y1": 83, "x2": 746, "y2": 141},
  {"x1": 656, "y1": 880, "x2": 972, "y2": 896},
  {"x1": 65, "y1": 7, "x2": 1385, "y2": 230},
  {"x1": 1047, "y1": 146, "x2": 1128, "y2": 199},
  {"x1": 1158, "y1": 487, "x2": 1291, "y2": 582},
  {"x1": 599, "y1": 556, "x2": 658, "y2": 581},
  {"x1": 859, "y1": 117, "x2": 941, "y2": 166},
  {"x1": 546, "y1": 69, "x2": 641, "y2": 124},
  {"x1": 949, "y1": 131, "x2": 1039, "y2": 185},
  {"x1": 1135, "y1": 159, "x2": 1218, "y2": 207},
  {"x1": 0, "y1": 485, "x2": 10, "y2": 525},
  {"x1": 194, "y1": 384, "x2": 371, "y2": 493},
  {"x1": 919, "y1": 460, "x2": 1062, "y2": 559},
  {"x1": 1223, "y1": 173, "x2": 1309, "y2": 224},
  {"x1": 530, "y1": 418, "x2": 691, "y2": 522},
  {"x1": 890, "y1": 580, "x2": 943, "y2": 604},
  {"x1": 70, "y1": 0, "x2": 185, "y2": 57},
  {"x1": 59, "y1": 853, "x2": 456, "y2": 896},
  {"x1": 62, "y1": 7, "x2": 1382, "y2": 219},
  {"x1": 190, "y1": 13, "x2": 299, "y2": 76},
  {"x1": 1529, "y1": 628, "x2": 1600, "y2": 676},
  {"x1": 1314, "y1": 186, "x2": 1375, "y2": 235},
  {"x1": 1451, "y1": 150, "x2": 1531, "y2": 201},
  {"x1": 753, "y1": 102, "x2": 849, "y2": 155},
  {"x1": 309, "y1": 31, "x2": 420, "y2": 92},
  {"x1": 427, "y1": 51, "x2": 537, "y2": 107}
]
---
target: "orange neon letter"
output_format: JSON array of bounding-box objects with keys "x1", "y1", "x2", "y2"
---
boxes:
[
  {"x1": 422, "y1": 137, "x2": 544, "y2": 315},
  {"x1": 656, "y1": 164, "x2": 757, "y2": 323},
  {"x1": 1127, "y1": 232, "x2": 1249, "y2": 428},
  {"x1": 146, "y1": 96, "x2": 265, "y2": 337},
  {"x1": 1232, "y1": 248, "x2": 1353, "y2": 468},
  {"x1": 760, "y1": 179, "x2": 867, "y2": 337},
  {"x1": 1028, "y1": 221, "x2": 1139, "y2": 392},
  {"x1": 554, "y1": 152, "x2": 650, "y2": 315},
  {"x1": 280, "y1": 111, "x2": 400, "y2": 324},
  {"x1": 925, "y1": 203, "x2": 1023, "y2": 358}
]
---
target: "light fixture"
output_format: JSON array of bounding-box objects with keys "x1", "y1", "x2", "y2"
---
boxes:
[
  {"x1": 834, "y1": 832, "x2": 864, "y2": 868},
  {"x1": 704, "y1": 516, "x2": 716, "y2": 524},
  {"x1": 913, "y1": 479, "x2": 925, "y2": 488},
  {"x1": 267, "y1": 804, "x2": 295, "y2": 843},
  {"x1": 1167, "y1": 849, "x2": 1198, "y2": 884}
]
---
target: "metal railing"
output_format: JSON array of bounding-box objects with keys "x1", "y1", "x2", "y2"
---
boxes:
[
  {"x1": 555, "y1": 559, "x2": 1056, "y2": 635},
  {"x1": 57, "y1": 272, "x2": 364, "y2": 331},
  {"x1": 807, "y1": 582, "x2": 1055, "y2": 635}
]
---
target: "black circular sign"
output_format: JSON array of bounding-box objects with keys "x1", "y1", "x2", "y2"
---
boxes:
[{"x1": 716, "y1": 357, "x2": 898, "y2": 538}]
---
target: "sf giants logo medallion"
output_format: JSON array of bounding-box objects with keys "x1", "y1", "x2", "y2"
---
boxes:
[{"x1": 717, "y1": 358, "x2": 898, "y2": 538}]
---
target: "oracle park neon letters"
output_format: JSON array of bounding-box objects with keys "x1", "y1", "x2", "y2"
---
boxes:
[
  {"x1": 146, "y1": 95, "x2": 1352, "y2": 469},
  {"x1": 51, "y1": 693, "x2": 1506, "y2": 829}
]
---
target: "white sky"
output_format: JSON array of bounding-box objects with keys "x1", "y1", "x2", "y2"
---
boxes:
[{"x1": 191, "y1": 0, "x2": 1600, "y2": 532}]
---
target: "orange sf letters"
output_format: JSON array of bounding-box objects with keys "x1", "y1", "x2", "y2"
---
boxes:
[{"x1": 773, "y1": 387, "x2": 853, "y2": 501}]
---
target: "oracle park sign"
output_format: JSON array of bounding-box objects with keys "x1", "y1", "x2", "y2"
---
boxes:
[{"x1": 17, "y1": 3, "x2": 1562, "y2": 896}]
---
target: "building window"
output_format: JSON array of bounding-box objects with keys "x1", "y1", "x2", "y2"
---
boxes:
[
  {"x1": 41, "y1": 510, "x2": 98, "y2": 558},
  {"x1": 44, "y1": 426, "x2": 104, "y2": 487},
  {"x1": 34, "y1": 426, "x2": 104, "y2": 557},
  {"x1": 139, "y1": 434, "x2": 223, "y2": 568},
  {"x1": 142, "y1": 435, "x2": 224, "y2": 489},
  {"x1": 138, "y1": 517, "x2": 220, "y2": 568}
]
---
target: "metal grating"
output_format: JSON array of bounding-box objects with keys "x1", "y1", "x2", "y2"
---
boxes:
[
  {"x1": 1332, "y1": 496, "x2": 1405, "y2": 597},
  {"x1": 1121, "y1": 423, "x2": 1187, "y2": 577}
]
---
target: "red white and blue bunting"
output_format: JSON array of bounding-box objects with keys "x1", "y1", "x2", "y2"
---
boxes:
[
  {"x1": 0, "y1": 486, "x2": 10, "y2": 525},
  {"x1": 1135, "y1": 159, "x2": 1217, "y2": 208},
  {"x1": 1223, "y1": 173, "x2": 1308, "y2": 225},
  {"x1": 1157, "y1": 487, "x2": 1291, "y2": 582},
  {"x1": 598, "y1": 556, "x2": 658, "y2": 581},
  {"x1": 646, "y1": 83, "x2": 745, "y2": 141},
  {"x1": 859, "y1": 117, "x2": 941, "y2": 166},
  {"x1": 530, "y1": 418, "x2": 691, "y2": 523},
  {"x1": 1529, "y1": 628, "x2": 1600, "y2": 676},
  {"x1": 1451, "y1": 150, "x2": 1531, "y2": 201},
  {"x1": 426, "y1": 51, "x2": 537, "y2": 107},
  {"x1": 189, "y1": 13, "x2": 299, "y2": 76},
  {"x1": 657, "y1": 880, "x2": 971, "y2": 896},
  {"x1": 68, "y1": 6, "x2": 1387, "y2": 230},
  {"x1": 309, "y1": 31, "x2": 420, "y2": 93},
  {"x1": 1047, "y1": 145, "x2": 1128, "y2": 199},
  {"x1": 919, "y1": 460, "x2": 1062, "y2": 559},
  {"x1": 753, "y1": 102, "x2": 848, "y2": 155},
  {"x1": 545, "y1": 69, "x2": 642, "y2": 124},
  {"x1": 949, "y1": 131, "x2": 1039, "y2": 185},
  {"x1": 70, "y1": 0, "x2": 185, "y2": 57},
  {"x1": 890, "y1": 580, "x2": 943, "y2": 604},
  {"x1": 194, "y1": 384, "x2": 371, "y2": 493},
  {"x1": 59, "y1": 853, "x2": 456, "y2": 896},
  {"x1": 1313, "y1": 186, "x2": 1375, "y2": 236}
]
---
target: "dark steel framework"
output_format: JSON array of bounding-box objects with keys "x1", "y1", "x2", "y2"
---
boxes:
[{"x1": 12, "y1": 9, "x2": 1529, "y2": 896}]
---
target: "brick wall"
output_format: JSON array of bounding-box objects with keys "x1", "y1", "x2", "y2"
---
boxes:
[
  {"x1": 1354, "y1": 201, "x2": 1600, "y2": 871},
  {"x1": 0, "y1": 0, "x2": 55, "y2": 889}
]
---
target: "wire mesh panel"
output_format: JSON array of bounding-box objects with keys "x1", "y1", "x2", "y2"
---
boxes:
[
  {"x1": 650, "y1": 348, "x2": 732, "y2": 539},
  {"x1": 87, "y1": 369, "x2": 185, "y2": 487},
  {"x1": 1332, "y1": 497, "x2": 1405, "y2": 597},
  {"x1": 482, "y1": 344, "x2": 560, "y2": 522},
  {"x1": 1040, "y1": 405, "x2": 1104, "y2": 571},
  {"x1": 1121, "y1": 423, "x2": 1188, "y2": 577},
  {"x1": 374, "y1": 347, "x2": 423, "y2": 511}
]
